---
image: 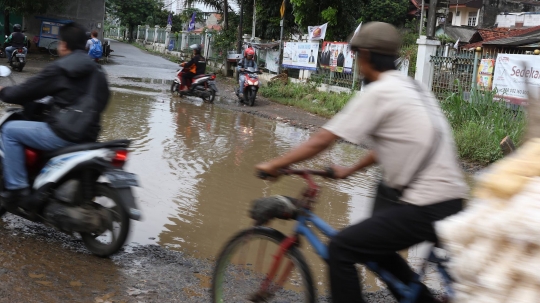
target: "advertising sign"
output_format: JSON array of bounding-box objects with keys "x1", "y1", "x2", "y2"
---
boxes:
[
  {"x1": 265, "y1": 50, "x2": 280, "y2": 73},
  {"x1": 492, "y1": 54, "x2": 540, "y2": 105},
  {"x1": 320, "y1": 41, "x2": 354, "y2": 73},
  {"x1": 282, "y1": 42, "x2": 319, "y2": 70},
  {"x1": 477, "y1": 59, "x2": 495, "y2": 91}
]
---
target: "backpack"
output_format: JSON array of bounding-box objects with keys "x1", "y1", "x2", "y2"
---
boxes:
[{"x1": 89, "y1": 39, "x2": 103, "y2": 59}]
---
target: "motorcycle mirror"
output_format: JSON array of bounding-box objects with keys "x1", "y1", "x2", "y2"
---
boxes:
[{"x1": 0, "y1": 66, "x2": 11, "y2": 77}]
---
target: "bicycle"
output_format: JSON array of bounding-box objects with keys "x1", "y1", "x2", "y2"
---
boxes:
[
  {"x1": 212, "y1": 168, "x2": 454, "y2": 302},
  {"x1": 48, "y1": 40, "x2": 59, "y2": 57}
]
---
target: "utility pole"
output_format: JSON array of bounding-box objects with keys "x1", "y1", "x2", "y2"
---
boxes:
[
  {"x1": 278, "y1": 0, "x2": 286, "y2": 74},
  {"x1": 419, "y1": 0, "x2": 425, "y2": 37},
  {"x1": 252, "y1": 0, "x2": 256, "y2": 41},
  {"x1": 237, "y1": 0, "x2": 245, "y2": 54},
  {"x1": 426, "y1": 0, "x2": 439, "y2": 38}
]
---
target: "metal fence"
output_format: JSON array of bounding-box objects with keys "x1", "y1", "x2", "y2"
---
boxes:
[
  {"x1": 147, "y1": 29, "x2": 155, "y2": 42},
  {"x1": 430, "y1": 46, "x2": 535, "y2": 99},
  {"x1": 157, "y1": 29, "x2": 166, "y2": 43}
]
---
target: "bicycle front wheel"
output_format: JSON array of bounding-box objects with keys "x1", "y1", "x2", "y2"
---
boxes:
[
  {"x1": 212, "y1": 227, "x2": 316, "y2": 303},
  {"x1": 48, "y1": 40, "x2": 59, "y2": 56}
]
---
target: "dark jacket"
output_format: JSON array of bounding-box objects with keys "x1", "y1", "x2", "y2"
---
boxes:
[
  {"x1": 0, "y1": 50, "x2": 110, "y2": 143},
  {"x1": 184, "y1": 54, "x2": 206, "y2": 75},
  {"x1": 7, "y1": 32, "x2": 26, "y2": 48}
]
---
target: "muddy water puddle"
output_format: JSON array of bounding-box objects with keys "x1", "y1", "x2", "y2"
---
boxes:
[{"x1": 97, "y1": 90, "x2": 447, "y2": 294}]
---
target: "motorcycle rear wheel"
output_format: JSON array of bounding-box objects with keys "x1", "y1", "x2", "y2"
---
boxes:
[
  {"x1": 80, "y1": 184, "x2": 131, "y2": 257},
  {"x1": 205, "y1": 89, "x2": 216, "y2": 103}
]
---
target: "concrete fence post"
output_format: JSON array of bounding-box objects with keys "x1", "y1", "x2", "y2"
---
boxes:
[
  {"x1": 144, "y1": 25, "x2": 150, "y2": 43},
  {"x1": 154, "y1": 25, "x2": 160, "y2": 44},
  {"x1": 414, "y1": 35, "x2": 440, "y2": 90},
  {"x1": 136, "y1": 25, "x2": 141, "y2": 40},
  {"x1": 471, "y1": 47, "x2": 482, "y2": 90},
  {"x1": 165, "y1": 24, "x2": 172, "y2": 51}
]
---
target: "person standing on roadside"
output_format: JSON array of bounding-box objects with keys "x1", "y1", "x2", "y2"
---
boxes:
[{"x1": 255, "y1": 22, "x2": 468, "y2": 303}]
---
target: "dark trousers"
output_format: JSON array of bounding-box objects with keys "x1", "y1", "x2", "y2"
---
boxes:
[
  {"x1": 328, "y1": 199, "x2": 463, "y2": 303},
  {"x1": 182, "y1": 72, "x2": 195, "y2": 88}
]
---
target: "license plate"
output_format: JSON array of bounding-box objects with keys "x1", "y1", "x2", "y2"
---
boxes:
[
  {"x1": 105, "y1": 169, "x2": 139, "y2": 188},
  {"x1": 15, "y1": 54, "x2": 25, "y2": 57}
]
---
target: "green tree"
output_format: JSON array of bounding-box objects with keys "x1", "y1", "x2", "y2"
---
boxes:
[
  {"x1": 0, "y1": 0, "x2": 68, "y2": 35},
  {"x1": 357, "y1": 0, "x2": 409, "y2": 26},
  {"x1": 108, "y1": 0, "x2": 161, "y2": 42}
]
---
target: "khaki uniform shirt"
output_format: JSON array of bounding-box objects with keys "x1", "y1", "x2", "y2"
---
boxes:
[{"x1": 323, "y1": 71, "x2": 468, "y2": 205}]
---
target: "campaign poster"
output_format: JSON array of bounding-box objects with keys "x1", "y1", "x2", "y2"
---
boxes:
[
  {"x1": 320, "y1": 41, "x2": 354, "y2": 73},
  {"x1": 282, "y1": 42, "x2": 319, "y2": 70},
  {"x1": 477, "y1": 59, "x2": 495, "y2": 91}
]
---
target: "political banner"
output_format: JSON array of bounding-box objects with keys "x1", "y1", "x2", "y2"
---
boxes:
[
  {"x1": 477, "y1": 59, "x2": 495, "y2": 91},
  {"x1": 320, "y1": 41, "x2": 354, "y2": 73},
  {"x1": 308, "y1": 23, "x2": 327, "y2": 41},
  {"x1": 492, "y1": 54, "x2": 540, "y2": 105},
  {"x1": 265, "y1": 50, "x2": 280, "y2": 73},
  {"x1": 282, "y1": 42, "x2": 318, "y2": 70}
]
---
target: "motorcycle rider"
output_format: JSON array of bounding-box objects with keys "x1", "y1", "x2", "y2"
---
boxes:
[
  {"x1": 237, "y1": 48, "x2": 257, "y2": 97},
  {"x1": 5, "y1": 24, "x2": 27, "y2": 64},
  {"x1": 0, "y1": 22, "x2": 110, "y2": 212},
  {"x1": 255, "y1": 22, "x2": 467, "y2": 303},
  {"x1": 180, "y1": 44, "x2": 206, "y2": 92}
]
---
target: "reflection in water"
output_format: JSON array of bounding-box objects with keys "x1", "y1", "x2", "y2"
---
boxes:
[{"x1": 99, "y1": 90, "x2": 442, "y2": 294}]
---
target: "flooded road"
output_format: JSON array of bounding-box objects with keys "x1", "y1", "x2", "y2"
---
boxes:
[
  {"x1": 0, "y1": 41, "x2": 453, "y2": 301},
  {"x1": 98, "y1": 88, "x2": 438, "y2": 294}
]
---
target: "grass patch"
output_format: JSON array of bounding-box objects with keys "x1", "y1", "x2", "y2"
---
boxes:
[
  {"x1": 441, "y1": 88, "x2": 525, "y2": 164},
  {"x1": 259, "y1": 81, "x2": 352, "y2": 118}
]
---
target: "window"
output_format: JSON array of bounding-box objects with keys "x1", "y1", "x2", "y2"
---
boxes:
[{"x1": 468, "y1": 11, "x2": 478, "y2": 26}]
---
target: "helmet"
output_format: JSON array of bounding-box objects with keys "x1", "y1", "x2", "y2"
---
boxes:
[
  {"x1": 245, "y1": 48, "x2": 255, "y2": 57},
  {"x1": 190, "y1": 44, "x2": 202, "y2": 55},
  {"x1": 13, "y1": 24, "x2": 21, "y2": 32}
]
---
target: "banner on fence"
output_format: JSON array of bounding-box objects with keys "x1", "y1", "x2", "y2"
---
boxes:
[
  {"x1": 266, "y1": 50, "x2": 280, "y2": 73},
  {"x1": 320, "y1": 41, "x2": 354, "y2": 73},
  {"x1": 477, "y1": 59, "x2": 495, "y2": 91},
  {"x1": 307, "y1": 23, "x2": 327, "y2": 40},
  {"x1": 493, "y1": 54, "x2": 540, "y2": 105},
  {"x1": 282, "y1": 42, "x2": 318, "y2": 70}
]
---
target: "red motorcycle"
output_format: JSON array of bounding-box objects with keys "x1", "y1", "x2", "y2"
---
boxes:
[
  {"x1": 171, "y1": 67, "x2": 218, "y2": 103},
  {"x1": 237, "y1": 67, "x2": 262, "y2": 107}
]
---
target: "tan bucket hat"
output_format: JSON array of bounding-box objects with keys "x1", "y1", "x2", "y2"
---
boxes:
[{"x1": 349, "y1": 22, "x2": 402, "y2": 56}]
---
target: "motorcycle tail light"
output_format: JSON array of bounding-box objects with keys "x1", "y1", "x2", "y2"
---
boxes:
[
  {"x1": 112, "y1": 150, "x2": 128, "y2": 167},
  {"x1": 17, "y1": 49, "x2": 23, "y2": 53},
  {"x1": 211, "y1": 74, "x2": 216, "y2": 80}
]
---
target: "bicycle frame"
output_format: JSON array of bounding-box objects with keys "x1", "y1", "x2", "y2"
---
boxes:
[{"x1": 263, "y1": 169, "x2": 454, "y2": 303}]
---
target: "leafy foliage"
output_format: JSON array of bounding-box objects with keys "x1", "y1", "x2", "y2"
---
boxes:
[
  {"x1": 107, "y1": 0, "x2": 161, "y2": 41},
  {"x1": 357, "y1": 0, "x2": 409, "y2": 26},
  {"x1": 0, "y1": 0, "x2": 68, "y2": 13}
]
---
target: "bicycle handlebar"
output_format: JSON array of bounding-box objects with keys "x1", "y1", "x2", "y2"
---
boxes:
[{"x1": 256, "y1": 167, "x2": 335, "y2": 180}]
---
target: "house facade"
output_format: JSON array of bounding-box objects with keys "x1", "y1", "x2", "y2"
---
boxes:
[{"x1": 447, "y1": 0, "x2": 482, "y2": 27}]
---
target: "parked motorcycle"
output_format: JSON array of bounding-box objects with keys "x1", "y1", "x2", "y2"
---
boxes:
[
  {"x1": 5, "y1": 35, "x2": 26, "y2": 72},
  {"x1": 0, "y1": 66, "x2": 141, "y2": 257},
  {"x1": 170, "y1": 67, "x2": 218, "y2": 103},
  {"x1": 237, "y1": 66, "x2": 262, "y2": 107}
]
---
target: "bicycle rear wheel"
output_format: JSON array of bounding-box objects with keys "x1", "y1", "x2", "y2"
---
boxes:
[{"x1": 212, "y1": 227, "x2": 315, "y2": 303}]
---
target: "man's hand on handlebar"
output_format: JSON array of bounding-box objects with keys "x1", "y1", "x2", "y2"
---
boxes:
[{"x1": 255, "y1": 162, "x2": 282, "y2": 180}]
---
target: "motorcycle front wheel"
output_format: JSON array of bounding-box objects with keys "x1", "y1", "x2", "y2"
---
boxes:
[
  {"x1": 80, "y1": 184, "x2": 131, "y2": 257},
  {"x1": 170, "y1": 82, "x2": 179, "y2": 94},
  {"x1": 248, "y1": 90, "x2": 256, "y2": 107}
]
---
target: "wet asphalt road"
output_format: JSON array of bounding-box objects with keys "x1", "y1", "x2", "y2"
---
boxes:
[{"x1": 0, "y1": 41, "x2": 419, "y2": 303}]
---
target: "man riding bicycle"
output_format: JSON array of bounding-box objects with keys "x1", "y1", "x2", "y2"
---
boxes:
[{"x1": 256, "y1": 22, "x2": 468, "y2": 303}]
